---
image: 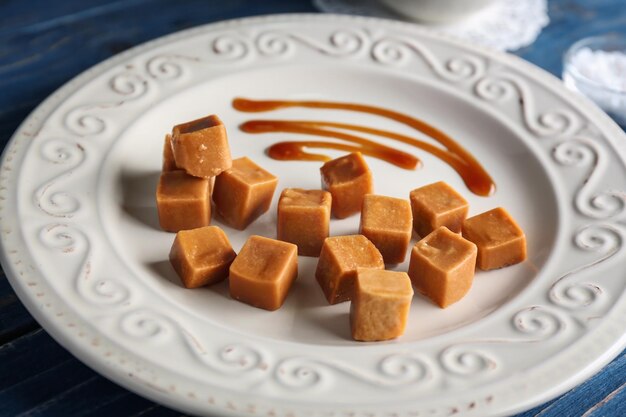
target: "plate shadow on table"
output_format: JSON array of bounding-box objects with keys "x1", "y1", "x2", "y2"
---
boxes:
[{"x1": 118, "y1": 170, "x2": 161, "y2": 231}]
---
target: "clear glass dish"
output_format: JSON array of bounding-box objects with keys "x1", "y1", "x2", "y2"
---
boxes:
[{"x1": 563, "y1": 34, "x2": 626, "y2": 126}]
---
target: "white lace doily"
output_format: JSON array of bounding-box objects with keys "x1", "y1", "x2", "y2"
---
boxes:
[{"x1": 314, "y1": 0, "x2": 549, "y2": 51}]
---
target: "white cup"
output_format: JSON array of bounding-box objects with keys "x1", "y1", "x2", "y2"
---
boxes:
[{"x1": 379, "y1": 0, "x2": 499, "y2": 23}]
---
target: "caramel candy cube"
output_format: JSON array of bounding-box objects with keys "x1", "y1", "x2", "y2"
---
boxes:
[
  {"x1": 169, "y1": 226, "x2": 236, "y2": 288},
  {"x1": 277, "y1": 188, "x2": 332, "y2": 257},
  {"x1": 315, "y1": 235, "x2": 384, "y2": 304},
  {"x1": 162, "y1": 134, "x2": 178, "y2": 172},
  {"x1": 359, "y1": 194, "x2": 412, "y2": 264},
  {"x1": 320, "y1": 152, "x2": 373, "y2": 219},
  {"x1": 350, "y1": 269, "x2": 414, "y2": 342},
  {"x1": 229, "y1": 235, "x2": 298, "y2": 311},
  {"x1": 409, "y1": 181, "x2": 469, "y2": 237},
  {"x1": 408, "y1": 226, "x2": 477, "y2": 308},
  {"x1": 171, "y1": 114, "x2": 232, "y2": 178},
  {"x1": 462, "y1": 207, "x2": 527, "y2": 270},
  {"x1": 213, "y1": 157, "x2": 278, "y2": 230},
  {"x1": 156, "y1": 170, "x2": 211, "y2": 232}
]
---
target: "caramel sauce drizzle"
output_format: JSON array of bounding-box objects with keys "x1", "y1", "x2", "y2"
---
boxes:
[
  {"x1": 233, "y1": 98, "x2": 495, "y2": 196},
  {"x1": 240, "y1": 120, "x2": 420, "y2": 170}
]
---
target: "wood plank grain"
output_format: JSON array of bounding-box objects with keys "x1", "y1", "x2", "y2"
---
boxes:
[
  {"x1": 516, "y1": 349, "x2": 626, "y2": 417},
  {"x1": 0, "y1": 274, "x2": 39, "y2": 344},
  {"x1": 82, "y1": 392, "x2": 174, "y2": 417},
  {"x1": 0, "y1": 0, "x2": 142, "y2": 33},
  {"x1": 0, "y1": 352, "x2": 98, "y2": 415},
  {"x1": 582, "y1": 381, "x2": 626, "y2": 417},
  {"x1": 93, "y1": 396, "x2": 183, "y2": 417},
  {"x1": 0, "y1": 330, "x2": 181, "y2": 416},
  {"x1": 0, "y1": 0, "x2": 177, "y2": 36},
  {"x1": 0, "y1": 329, "x2": 73, "y2": 392}
]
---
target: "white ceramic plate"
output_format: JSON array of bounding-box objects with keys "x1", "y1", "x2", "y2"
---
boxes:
[{"x1": 2, "y1": 14, "x2": 626, "y2": 417}]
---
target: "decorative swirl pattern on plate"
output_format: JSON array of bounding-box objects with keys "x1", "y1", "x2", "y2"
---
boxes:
[
  {"x1": 440, "y1": 306, "x2": 565, "y2": 376},
  {"x1": 255, "y1": 29, "x2": 366, "y2": 58},
  {"x1": 39, "y1": 224, "x2": 130, "y2": 306},
  {"x1": 275, "y1": 358, "x2": 326, "y2": 390},
  {"x1": 512, "y1": 305, "x2": 565, "y2": 337},
  {"x1": 34, "y1": 139, "x2": 86, "y2": 218},
  {"x1": 120, "y1": 309, "x2": 265, "y2": 376},
  {"x1": 255, "y1": 31, "x2": 295, "y2": 57},
  {"x1": 39, "y1": 139, "x2": 85, "y2": 165},
  {"x1": 474, "y1": 74, "x2": 517, "y2": 102},
  {"x1": 439, "y1": 346, "x2": 497, "y2": 377},
  {"x1": 475, "y1": 74, "x2": 581, "y2": 137},
  {"x1": 108, "y1": 72, "x2": 148, "y2": 97},
  {"x1": 146, "y1": 54, "x2": 202, "y2": 80},
  {"x1": 216, "y1": 343, "x2": 264, "y2": 373},
  {"x1": 209, "y1": 34, "x2": 250, "y2": 61},
  {"x1": 553, "y1": 139, "x2": 626, "y2": 219},
  {"x1": 120, "y1": 309, "x2": 172, "y2": 341},
  {"x1": 64, "y1": 71, "x2": 150, "y2": 136},
  {"x1": 377, "y1": 353, "x2": 432, "y2": 384},
  {"x1": 275, "y1": 353, "x2": 431, "y2": 390},
  {"x1": 371, "y1": 37, "x2": 484, "y2": 81},
  {"x1": 208, "y1": 29, "x2": 487, "y2": 83},
  {"x1": 549, "y1": 224, "x2": 622, "y2": 310},
  {"x1": 64, "y1": 106, "x2": 108, "y2": 137},
  {"x1": 208, "y1": 29, "x2": 366, "y2": 62}
]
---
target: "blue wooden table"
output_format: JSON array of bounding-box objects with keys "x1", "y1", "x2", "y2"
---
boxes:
[{"x1": 0, "y1": 1, "x2": 624, "y2": 416}]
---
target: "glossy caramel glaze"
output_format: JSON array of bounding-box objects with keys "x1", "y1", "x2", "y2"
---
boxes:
[
  {"x1": 241, "y1": 120, "x2": 419, "y2": 170},
  {"x1": 233, "y1": 98, "x2": 495, "y2": 196}
]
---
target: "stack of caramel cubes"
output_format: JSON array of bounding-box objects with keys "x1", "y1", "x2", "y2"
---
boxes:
[
  {"x1": 158, "y1": 115, "x2": 299, "y2": 311},
  {"x1": 157, "y1": 115, "x2": 279, "y2": 232}
]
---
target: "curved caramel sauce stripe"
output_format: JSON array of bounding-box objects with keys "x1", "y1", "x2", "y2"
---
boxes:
[
  {"x1": 233, "y1": 98, "x2": 495, "y2": 196},
  {"x1": 268, "y1": 141, "x2": 385, "y2": 164},
  {"x1": 241, "y1": 120, "x2": 419, "y2": 170}
]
